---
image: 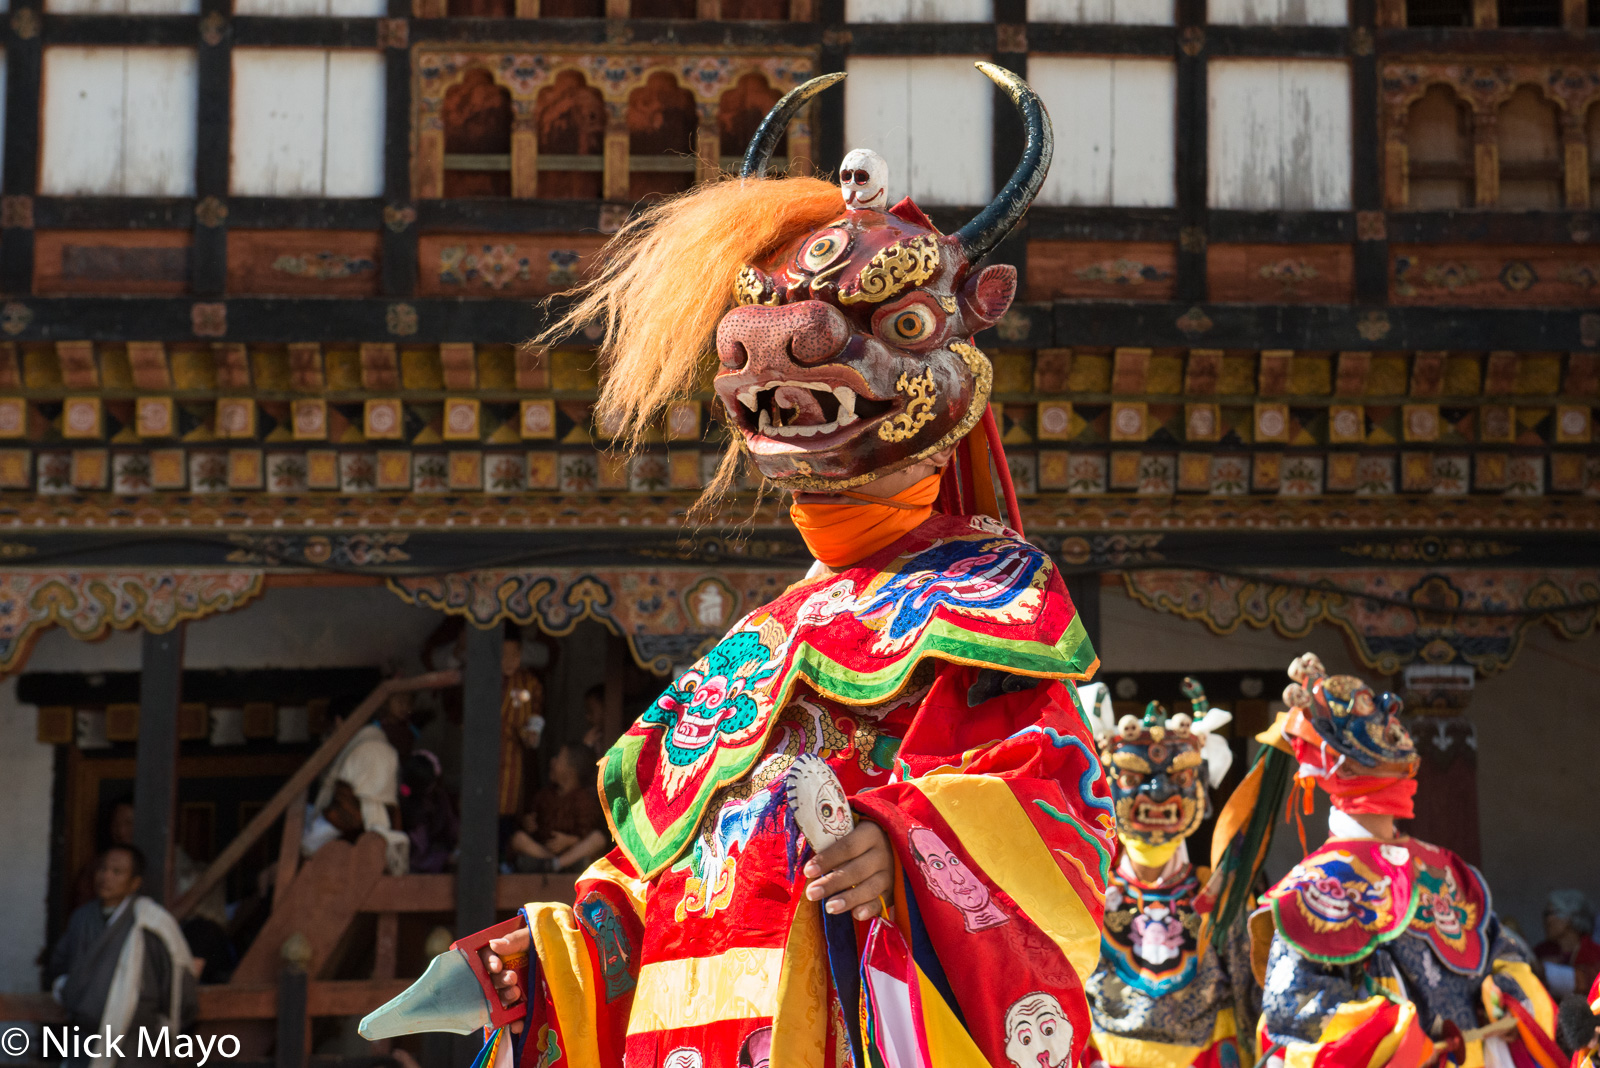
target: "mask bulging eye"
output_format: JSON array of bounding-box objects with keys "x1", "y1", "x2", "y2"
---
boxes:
[
  {"x1": 798, "y1": 228, "x2": 850, "y2": 273},
  {"x1": 882, "y1": 303, "x2": 936, "y2": 344}
]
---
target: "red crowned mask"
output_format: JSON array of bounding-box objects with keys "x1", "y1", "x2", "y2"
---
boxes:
[{"x1": 716, "y1": 64, "x2": 1053, "y2": 490}]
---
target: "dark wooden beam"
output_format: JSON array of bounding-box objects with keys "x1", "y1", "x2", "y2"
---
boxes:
[
  {"x1": 227, "y1": 198, "x2": 385, "y2": 230},
  {"x1": 2, "y1": 3, "x2": 41, "y2": 294},
  {"x1": 406, "y1": 16, "x2": 821, "y2": 46},
  {"x1": 383, "y1": 32, "x2": 416, "y2": 298},
  {"x1": 1201, "y1": 24, "x2": 1348, "y2": 55},
  {"x1": 1377, "y1": 25, "x2": 1600, "y2": 52},
  {"x1": 232, "y1": 15, "x2": 378, "y2": 46},
  {"x1": 1350, "y1": 0, "x2": 1387, "y2": 305},
  {"x1": 132, "y1": 626, "x2": 185, "y2": 903},
  {"x1": 192, "y1": 0, "x2": 231, "y2": 300},
  {"x1": 844, "y1": 21, "x2": 994, "y2": 53},
  {"x1": 1174, "y1": 0, "x2": 1208, "y2": 304},
  {"x1": 1208, "y1": 210, "x2": 1354, "y2": 242},
  {"x1": 814, "y1": 0, "x2": 846, "y2": 178},
  {"x1": 1023, "y1": 23, "x2": 1174, "y2": 54},
  {"x1": 456, "y1": 621, "x2": 503, "y2": 936},
  {"x1": 1027, "y1": 206, "x2": 1179, "y2": 242}
]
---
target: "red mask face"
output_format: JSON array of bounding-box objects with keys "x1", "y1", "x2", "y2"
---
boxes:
[{"x1": 713, "y1": 204, "x2": 1018, "y2": 489}]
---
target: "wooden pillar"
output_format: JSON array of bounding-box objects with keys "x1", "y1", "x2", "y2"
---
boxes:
[
  {"x1": 694, "y1": 113, "x2": 720, "y2": 184},
  {"x1": 511, "y1": 102, "x2": 539, "y2": 198},
  {"x1": 1561, "y1": 0, "x2": 1584, "y2": 30},
  {"x1": 1473, "y1": 109, "x2": 1499, "y2": 207},
  {"x1": 416, "y1": 126, "x2": 445, "y2": 199},
  {"x1": 1375, "y1": 0, "x2": 1405, "y2": 25},
  {"x1": 603, "y1": 114, "x2": 630, "y2": 202},
  {"x1": 1472, "y1": 0, "x2": 1497, "y2": 25},
  {"x1": 456, "y1": 622, "x2": 503, "y2": 937},
  {"x1": 1385, "y1": 107, "x2": 1411, "y2": 208},
  {"x1": 1562, "y1": 112, "x2": 1590, "y2": 209},
  {"x1": 696, "y1": 0, "x2": 720, "y2": 15},
  {"x1": 605, "y1": 0, "x2": 628, "y2": 15},
  {"x1": 789, "y1": 0, "x2": 812, "y2": 18},
  {"x1": 133, "y1": 626, "x2": 184, "y2": 904},
  {"x1": 276, "y1": 936, "x2": 311, "y2": 1068},
  {"x1": 514, "y1": 0, "x2": 538, "y2": 12}
]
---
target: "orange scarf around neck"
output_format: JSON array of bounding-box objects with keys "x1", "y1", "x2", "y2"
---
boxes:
[{"x1": 789, "y1": 473, "x2": 942, "y2": 569}]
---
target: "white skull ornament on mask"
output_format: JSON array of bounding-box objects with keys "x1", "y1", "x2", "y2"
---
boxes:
[{"x1": 839, "y1": 148, "x2": 889, "y2": 211}]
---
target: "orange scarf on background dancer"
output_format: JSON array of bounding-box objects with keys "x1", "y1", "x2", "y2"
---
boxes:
[{"x1": 789, "y1": 473, "x2": 943, "y2": 569}]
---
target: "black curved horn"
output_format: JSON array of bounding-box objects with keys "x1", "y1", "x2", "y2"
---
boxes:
[
  {"x1": 954, "y1": 62, "x2": 1053, "y2": 264},
  {"x1": 740, "y1": 72, "x2": 847, "y2": 179}
]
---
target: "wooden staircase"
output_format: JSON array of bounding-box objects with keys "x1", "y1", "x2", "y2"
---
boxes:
[{"x1": 1, "y1": 670, "x2": 578, "y2": 1065}]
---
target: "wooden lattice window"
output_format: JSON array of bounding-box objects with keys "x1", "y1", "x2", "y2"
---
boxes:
[
  {"x1": 1497, "y1": 0, "x2": 1561, "y2": 22},
  {"x1": 443, "y1": 68, "x2": 512, "y2": 197},
  {"x1": 1496, "y1": 85, "x2": 1562, "y2": 209},
  {"x1": 1406, "y1": 84, "x2": 1474, "y2": 209},
  {"x1": 1403, "y1": 0, "x2": 1471, "y2": 24},
  {"x1": 537, "y1": 71, "x2": 606, "y2": 199},
  {"x1": 718, "y1": 73, "x2": 783, "y2": 172},
  {"x1": 627, "y1": 72, "x2": 698, "y2": 200}
]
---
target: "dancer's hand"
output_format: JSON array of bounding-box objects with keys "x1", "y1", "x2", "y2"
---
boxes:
[
  {"x1": 481, "y1": 928, "x2": 531, "y2": 1034},
  {"x1": 803, "y1": 819, "x2": 892, "y2": 921}
]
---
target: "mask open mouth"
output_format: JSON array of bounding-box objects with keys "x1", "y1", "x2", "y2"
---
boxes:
[
  {"x1": 1129, "y1": 796, "x2": 1187, "y2": 829},
  {"x1": 723, "y1": 377, "x2": 895, "y2": 454}
]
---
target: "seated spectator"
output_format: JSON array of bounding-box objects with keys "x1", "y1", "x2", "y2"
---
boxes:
[
  {"x1": 581, "y1": 684, "x2": 606, "y2": 751},
  {"x1": 48, "y1": 845, "x2": 196, "y2": 1064},
  {"x1": 301, "y1": 693, "x2": 411, "y2": 875},
  {"x1": 507, "y1": 742, "x2": 608, "y2": 873},
  {"x1": 401, "y1": 749, "x2": 459, "y2": 873},
  {"x1": 1536, "y1": 890, "x2": 1600, "y2": 999},
  {"x1": 70, "y1": 800, "x2": 136, "y2": 911}
]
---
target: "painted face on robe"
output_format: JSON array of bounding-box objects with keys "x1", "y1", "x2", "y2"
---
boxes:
[
  {"x1": 909, "y1": 825, "x2": 1009, "y2": 932},
  {"x1": 1104, "y1": 701, "x2": 1207, "y2": 848},
  {"x1": 721, "y1": 64, "x2": 1054, "y2": 491},
  {"x1": 1004, "y1": 992, "x2": 1073, "y2": 1068},
  {"x1": 738, "y1": 1027, "x2": 773, "y2": 1068},
  {"x1": 839, "y1": 148, "x2": 889, "y2": 210}
]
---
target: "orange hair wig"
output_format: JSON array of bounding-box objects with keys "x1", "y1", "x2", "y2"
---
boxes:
[{"x1": 534, "y1": 177, "x2": 845, "y2": 493}]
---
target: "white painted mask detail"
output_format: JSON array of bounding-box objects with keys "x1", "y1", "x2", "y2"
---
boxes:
[
  {"x1": 785, "y1": 753, "x2": 854, "y2": 850},
  {"x1": 839, "y1": 148, "x2": 889, "y2": 211}
]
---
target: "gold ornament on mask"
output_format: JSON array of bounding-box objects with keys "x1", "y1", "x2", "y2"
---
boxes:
[
  {"x1": 733, "y1": 265, "x2": 779, "y2": 307},
  {"x1": 877, "y1": 369, "x2": 938, "y2": 442},
  {"x1": 838, "y1": 236, "x2": 941, "y2": 305}
]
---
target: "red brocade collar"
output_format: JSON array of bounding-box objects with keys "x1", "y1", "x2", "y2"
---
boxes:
[
  {"x1": 1262, "y1": 837, "x2": 1491, "y2": 974},
  {"x1": 600, "y1": 513, "x2": 1098, "y2": 878}
]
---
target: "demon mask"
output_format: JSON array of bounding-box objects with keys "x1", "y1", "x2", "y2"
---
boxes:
[
  {"x1": 1283, "y1": 652, "x2": 1417, "y2": 772},
  {"x1": 1103, "y1": 701, "x2": 1208, "y2": 849},
  {"x1": 716, "y1": 64, "x2": 1052, "y2": 490}
]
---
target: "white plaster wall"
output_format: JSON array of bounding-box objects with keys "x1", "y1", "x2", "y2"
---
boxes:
[
  {"x1": 1098, "y1": 583, "x2": 1600, "y2": 938},
  {"x1": 0, "y1": 673, "x2": 55, "y2": 996}
]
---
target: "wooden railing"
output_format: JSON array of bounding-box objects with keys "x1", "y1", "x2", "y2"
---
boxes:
[{"x1": 171, "y1": 670, "x2": 461, "y2": 921}]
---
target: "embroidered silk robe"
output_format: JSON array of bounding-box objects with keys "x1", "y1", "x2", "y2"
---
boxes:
[{"x1": 491, "y1": 514, "x2": 1114, "y2": 1068}]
